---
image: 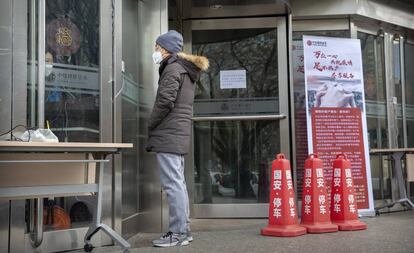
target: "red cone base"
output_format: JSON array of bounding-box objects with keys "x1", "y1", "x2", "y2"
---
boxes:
[
  {"x1": 330, "y1": 154, "x2": 368, "y2": 232},
  {"x1": 261, "y1": 224, "x2": 306, "y2": 237},
  {"x1": 334, "y1": 220, "x2": 367, "y2": 231},
  {"x1": 300, "y1": 222, "x2": 338, "y2": 233},
  {"x1": 261, "y1": 154, "x2": 306, "y2": 237}
]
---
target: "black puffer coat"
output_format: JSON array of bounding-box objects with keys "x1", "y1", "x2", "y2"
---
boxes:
[{"x1": 146, "y1": 52, "x2": 209, "y2": 155}]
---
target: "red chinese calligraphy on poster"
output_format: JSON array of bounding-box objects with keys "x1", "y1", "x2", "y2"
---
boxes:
[{"x1": 303, "y1": 36, "x2": 374, "y2": 215}]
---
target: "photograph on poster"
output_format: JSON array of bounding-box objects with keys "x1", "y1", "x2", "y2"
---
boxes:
[
  {"x1": 307, "y1": 80, "x2": 364, "y2": 113},
  {"x1": 303, "y1": 35, "x2": 365, "y2": 115}
]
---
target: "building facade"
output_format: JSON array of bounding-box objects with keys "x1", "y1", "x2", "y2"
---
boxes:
[{"x1": 0, "y1": 0, "x2": 413, "y2": 252}]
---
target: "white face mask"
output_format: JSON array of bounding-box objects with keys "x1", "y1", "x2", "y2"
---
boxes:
[{"x1": 152, "y1": 51, "x2": 163, "y2": 64}]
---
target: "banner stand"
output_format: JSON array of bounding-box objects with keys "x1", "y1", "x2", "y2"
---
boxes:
[{"x1": 302, "y1": 35, "x2": 375, "y2": 217}]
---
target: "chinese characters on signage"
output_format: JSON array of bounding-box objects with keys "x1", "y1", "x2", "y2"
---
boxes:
[
  {"x1": 271, "y1": 169, "x2": 296, "y2": 220},
  {"x1": 45, "y1": 64, "x2": 99, "y2": 92}
]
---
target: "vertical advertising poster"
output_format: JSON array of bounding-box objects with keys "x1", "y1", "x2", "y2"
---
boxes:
[{"x1": 303, "y1": 35, "x2": 374, "y2": 215}]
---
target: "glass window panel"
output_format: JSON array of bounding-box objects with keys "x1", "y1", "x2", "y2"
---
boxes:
[
  {"x1": 194, "y1": 120, "x2": 278, "y2": 204},
  {"x1": 0, "y1": 1, "x2": 13, "y2": 135},
  {"x1": 193, "y1": 28, "x2": 278, "y2": 108},
  {"x1": 393, "y1": 39, "x2": 404, "y2": 148},
  {"x1": 27, "y1": 0, "x2": 38, "y2": 128},
  {"x1": 44, "y1": 0, "x2": 100, "y2": 142},
  {"x1": 192, "y1": 0, "x2": 277, "y2": 7},
  {"x1": 358, "y1": 32, "x2": 388, "y2": 149},
  {"x1": 405, "y1": 43, "x2": 414, "y2": 147},
  {"x1": 168, "y1": 0, "x2": 182, "y2": 32},
  {"x1": 358, "y1": 32, "x2": 390, "y2": 200},
  {"x1": 404, "y1": 41, "x2": 414, "y2": 201}
]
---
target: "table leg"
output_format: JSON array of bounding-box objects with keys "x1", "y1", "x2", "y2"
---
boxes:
[
  {"x1": 375, "y1": 152, "x2": 414, "y2": 212},
  {"x1": 84, "y1": 157, "x2": 130, "y2": 252},
  {"x1": 393, "y1": 152, "x2": 414, "y2": 209},
  {"x1": 29, "y1": 198, "x2": 43, "y2": 248},
  {"x1": 379, "y1": 154, "x2": 385, "y2": 200}
]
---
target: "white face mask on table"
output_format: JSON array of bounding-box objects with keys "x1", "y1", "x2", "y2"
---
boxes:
[{"x1": 152, "y1": 51, "x2": 163, "y2": 64}]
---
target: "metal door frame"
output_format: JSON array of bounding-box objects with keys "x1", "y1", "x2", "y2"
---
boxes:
[
  {"x1": 353, "y1": 20, "x2": 414, "y2": 202},
  {"x1": 353, "y1": 19, "x2": 411, "y2": 150},
  {"x1": 181, "y1": 0, "x2": 289, "y2": 20},
  {"x1": 183, "y1": 16, "x2": 290, "y2": 218}
]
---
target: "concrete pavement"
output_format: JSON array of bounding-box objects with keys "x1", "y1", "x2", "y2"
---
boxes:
[{"x1": 70, "y1": 211, "x2": 414, "y2": 253}]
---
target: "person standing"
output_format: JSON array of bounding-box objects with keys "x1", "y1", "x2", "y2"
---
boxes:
[{"x1": 146, "y1": 30, "x2": 209, "y2": 247}]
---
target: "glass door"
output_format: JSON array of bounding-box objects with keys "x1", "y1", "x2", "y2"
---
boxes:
[
  {"x1": 356, "y1": 24, "x2": 412, "y2": 204},
  {"x1": 11, "y1": 1, "x2": 115, "y2": 252},
  {"x1": 184, "y1": 17, "x2": 290, "y2": 217}
]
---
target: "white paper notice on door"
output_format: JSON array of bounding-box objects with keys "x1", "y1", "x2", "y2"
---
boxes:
[{"x1": 220, "y1": 70, "x2": 246, "y2": 89}]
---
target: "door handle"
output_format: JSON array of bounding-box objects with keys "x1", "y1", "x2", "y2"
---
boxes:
[{"x1": 191, "y1": 114, "x2": 286, "y2": 121}]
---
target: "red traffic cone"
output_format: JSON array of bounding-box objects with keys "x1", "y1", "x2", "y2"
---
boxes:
[
  {"x1": 261, "y1": 154, "x2": 306, "y2": 237},
  {"x1": 330, "y1": 154, "x2": 367, "y2": 231},
  {"x1": 300, "y1": 154, "x2": 338, "y2": 233}
]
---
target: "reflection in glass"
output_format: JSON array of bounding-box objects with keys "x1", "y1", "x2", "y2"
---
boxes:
[
  {"x1": 405, "y1": 43, "x2": 414, "y2": 148},
  {"x1": 193, "y1": 29, "x2": 278, "y2": 109},
  {"x1": 27, "y1": 0, "x2": 38, "y2": 128},
  {"x1": 193, "y1": 28, "x2": 279, "y2": 204},
  {"x1": 404, "y1": 42, "x2": 414, "y2": 199},
  {"x1": 393, "y1": 38, "x2": 404, "y2": 148},
  {"x1": 194, "y1": 120, "x2": 278, "y2": 203},
  {"x1": 44, "y1": 0, "x2": 100, "y2": 142},
  {"x1": 358, "y1": 32, "x2": 388, "y2": 149},
  {"x1": 192, "y1": 0, "x2": 279, "y2": 7},
  {"x1": 358, "y1": 31, "x2": 390, "y2": 200}
]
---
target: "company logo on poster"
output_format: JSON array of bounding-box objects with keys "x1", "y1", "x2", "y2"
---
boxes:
[{"x1": 306, "y1": 40, "x2": 327, "y2": 47}]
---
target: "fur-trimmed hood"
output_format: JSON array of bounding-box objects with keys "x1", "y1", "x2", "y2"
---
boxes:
[
  {"x1": 177, "y1": 52, "x2": 209, "y2": 71},
  {"x1": 172, "y1": 52, "x2": 209, "y2": 82}
]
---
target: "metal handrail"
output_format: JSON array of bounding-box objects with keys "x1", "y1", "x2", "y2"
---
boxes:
[{"x1": 191, "y1": 114, "x2": 286, "y2": 121}]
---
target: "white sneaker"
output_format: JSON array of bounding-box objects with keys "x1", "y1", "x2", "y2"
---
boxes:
[{"x1": 187, "y1": 231, "x2": 193, "y2": 242}]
